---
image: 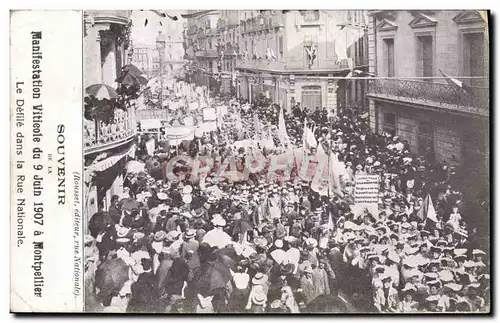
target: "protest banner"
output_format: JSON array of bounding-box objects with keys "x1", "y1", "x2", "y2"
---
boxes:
[{"x1": 352, "y1": 174, "x2": 380, "y2": 220}]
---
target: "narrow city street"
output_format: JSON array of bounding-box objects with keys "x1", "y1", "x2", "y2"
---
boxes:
[{"x1": 83, "y1": 10, "x2": 490, "y2": 314}]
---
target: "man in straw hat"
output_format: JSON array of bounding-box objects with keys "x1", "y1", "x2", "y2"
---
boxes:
[{"x1": 373, "y1": 274, "x2": 399, "y2": 312}]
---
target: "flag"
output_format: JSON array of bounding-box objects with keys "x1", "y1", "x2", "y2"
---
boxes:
[
  {"x1": 254, "y1": 113, "x2": 261, "y2": 139},
  {"x1": 328, "y1": 152, "x2": 343, "y2": 196},
  {"x1": 327, "y1": 207, "x2": 334, "y2": 230},
  {"x1": 316, "y1": 141, "x2": 326, "y2": 156},
  {"x1": 334, "y1": 24, "x2": 364, "y2": 71},
  {"x1": 302, "y1": 119, "x2": 317, "y2": 150},
  {"x1": 417, "y1": 194, "x2": 438, "y2": 222},
  {"x1": 439, "y1": 69, "x2": 474, "y2": 95},
  {"x1": 302, "y1": 118, "x2": 308, "y2": 149},
  {"x1": 278, "y1": 107, "x2": 291, "y2": 146}
]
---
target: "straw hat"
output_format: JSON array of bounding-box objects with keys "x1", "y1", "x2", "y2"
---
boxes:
[
  {"x1": 473, "y1": 249, "x2": 486, "y2": 256},
  {"x1": 157, "y1": 192, "x2": 168, "y2": 200},
  {"x1": 184, "y1": 229, "x2": 196, "y2": 239},
  {"x1": 116, "y1": 225, "x2": 131, "y2": 238},
  {"x1": 154, "y1": 230, "x2": 167, "y2": 242},
  {"x1": 305, "y1": 237, "x2": 318, "y2": 248},
  {"x1": 387, "y1": 252, "x2": 400, "y2": 264},
  {"x1": 401, "y1": 283, "x2": 417, "y2": 292},
  {"x1": 254, "y1": 237, "x2": 268, "y2": 249},
  {"x1": 444, "y1": 283, "x2": 463, "y2": 293},
  {"x1": 251, "y1": 289, "x2": 267, "y2": 306},
  {"x1": 424, "y1": 272, "x2": 439, "y2": 281},
  {"x1": 166, "y1": 230, "x2": 181, "y2": 242},
  {"x1": 280, "y1": 263, "x2": 295, "y2": 276},
  {"x1": 182, "y1": 185, "x2": 193, "y2": 194},
  {"x1": 211, "y1": 217, "x2": 226, "y2": 227},
  {"x1": 438, "y1": 270, "x2": 454, "y2": 283},
  {"x1": 252, "y1": 273, "x2": 268, "y2": 285},
  {"x1": 182, "y1": 194, "x2": 192, "y2": 204}
]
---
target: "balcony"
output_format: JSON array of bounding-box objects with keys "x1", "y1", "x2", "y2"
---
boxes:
[
  {"x1": 195, "y1": 48, "x2": 219, "y2": 58},
  {"x1": 241, "y1": 14, "x2": 284, "y2": 34},
  {"x1": 85, "y1": 10, "x2": 131, "y2": 26},
  {"x1": 218, "y1": 42, "x2": 240, "y2": 55},
  {"x1": 367, "y1": 79, "x2": 489, "y2": 117},
  {"x1": 84, "y1": 109, "x2": 136, "y2": 155}
]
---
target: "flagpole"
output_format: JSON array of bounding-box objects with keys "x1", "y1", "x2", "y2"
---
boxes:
[{"x1": 327, "y1": 116, "x2": 332, "y2": 199}]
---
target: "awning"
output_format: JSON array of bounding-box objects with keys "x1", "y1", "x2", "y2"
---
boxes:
[{"x1": 86, "y1": 144, "x2": 136, "y2": 174}]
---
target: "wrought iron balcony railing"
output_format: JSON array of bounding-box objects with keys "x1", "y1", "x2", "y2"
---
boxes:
[
  {"x1": 367, "y1": 78, "x2": 489, "y2": 116},
  {"x1": 218, "y1": 43, "x2": 240, "y2": 55},
  {"x1": 84, "y1": 109, "x2": 136, "y2": 155}
]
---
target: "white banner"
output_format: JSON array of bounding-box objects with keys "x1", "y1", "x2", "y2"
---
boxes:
[{"x1": 141, "y1": 119, "x2": 162, "y2": 130}]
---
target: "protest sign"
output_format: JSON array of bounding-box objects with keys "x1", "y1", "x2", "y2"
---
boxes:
[{"x1": 352, "y1": 175, "x2": 380, "y2": 220}]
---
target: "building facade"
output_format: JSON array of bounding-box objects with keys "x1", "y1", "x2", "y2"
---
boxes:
[
  {"x1": 184, "y1": 10, "x2": 223, "y2": 90},
  {"x1": 366, "y1": 10, "x2": 489, "y2": 198},
  {"x1": 83, "y1": 10, "x2": 136, "y2": 229},
  {"x1": 236, "y1": 10, "x2": 369, "y2": 115},
  {"x1": 184, "y1": 10, "x2": 369, "y2": 114},
  {"x1": 130, "y1": 35, "x2": 187, "y2": 78}
]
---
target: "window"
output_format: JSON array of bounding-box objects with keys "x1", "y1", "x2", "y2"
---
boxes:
[
  {"x1": 208, "y1": 39, "x2": 212, "y2": 49},
  {"x1": 383, "y1": 38, "x2": 395, "y2": 77},
  {"x1": 463, "y1": 32, "x2": 486, "y2": 87},
  {"x1": 358, "y1": 36, "x2": 364, "y2": 65},
  {"x1": 301, "y1": 86, "x2": 322, "y2": 110},
  {"x1": 382, "y1": 113, "x2": 397, "y2": 136},
  {"x1": 418, "y1": 120, "x2": 435, "y2": 161},
  {"x1": 279, "y1": 36, "x2": 283, "y2": 54},
  {"x1": 416, "y1": 36, "x2": 433, "y2": 80}
]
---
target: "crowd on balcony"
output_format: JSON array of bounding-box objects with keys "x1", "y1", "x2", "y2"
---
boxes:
[{"x1": 84, "y1": 85, "x2": 489, "y2": 313}]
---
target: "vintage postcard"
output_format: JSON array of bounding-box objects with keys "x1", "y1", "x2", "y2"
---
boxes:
[{"x1": 10, "y1": 9, "x2": 490, "y2": 314}]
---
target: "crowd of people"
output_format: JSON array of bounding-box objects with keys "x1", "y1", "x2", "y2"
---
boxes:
[{"x1": 85, "y1": 84, "x2": 490, "y2": 314}]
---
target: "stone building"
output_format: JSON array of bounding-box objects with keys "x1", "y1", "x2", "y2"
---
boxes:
[
  {"x1": 236, "y1": 10, "x2": 369, "y2": 115},
  {"x1": 83, "y1": 10, "x2": 136, "y2": 229},
  {"x1": 366, "y1": 10, "x2": 489, "y2": 202},
  {"x1": 184, "y1": 10, "x2": 369, "y2": 114},
  {"x1": 184, "y1": 10, "x2": 223, "y2": 91},
  {"x1": 129, "y1": 10, "x2": 187, "y2": 78}
]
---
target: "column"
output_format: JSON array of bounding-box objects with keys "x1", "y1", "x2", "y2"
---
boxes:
[
  {"x1": 102, "y1": 29, "x2": 117, "y2": 87},
  {"x1": 84, "y1": 23, "x2": 103, "y2": 86}
]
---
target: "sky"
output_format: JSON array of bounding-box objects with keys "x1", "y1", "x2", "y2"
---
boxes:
[{"x1": 130, "y1": 10, "x2": 187, "y2": 48}]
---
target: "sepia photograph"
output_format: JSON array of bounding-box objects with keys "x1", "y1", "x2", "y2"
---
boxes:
[{"x1": 81, "y1": 9, "x2": 490, "y2": 314}]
